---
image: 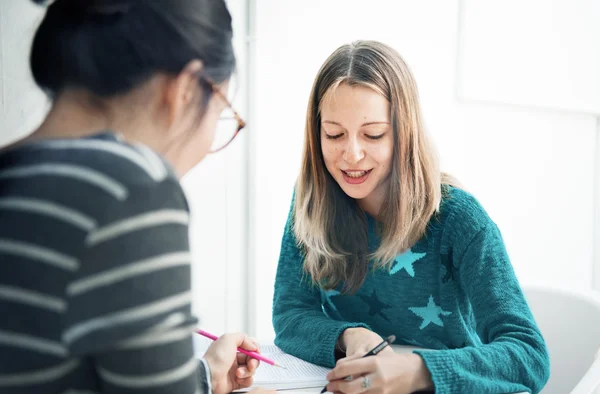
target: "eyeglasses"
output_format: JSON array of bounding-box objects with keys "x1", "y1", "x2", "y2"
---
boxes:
[{"x1": 202, "y1": 76, "x2": 246, "y2": 153}]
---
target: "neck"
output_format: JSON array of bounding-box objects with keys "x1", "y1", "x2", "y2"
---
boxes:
[
  {"x1": 22, "y1": 90, "x2": 165, "y2": 153},
  {"x1": 31, "y1": 90, "x2": 118, "y2": 140},
  {"x1": 358, "y1": 187, "x2": 386, "y2": 220}
]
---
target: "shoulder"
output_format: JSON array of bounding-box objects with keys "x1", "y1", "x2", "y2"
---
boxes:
[
  {"x1": 65, "y1": 133, "x2": 189, "y2": 221},
  {"x1": 432, "y1": 185, "x2": 497, "y2": 248},
  {"x1": 0, "y1": 132, "x2": 187, "y2": 224},
  {"x1": 42, "y1": 132, "x2": 179, "y2": 189},
  {"x1": 439, "y1": 186, "x2": 491, "y2": 227},
  {"x1": 28, "y1": 132, "x2": 179, "y2": 189}
]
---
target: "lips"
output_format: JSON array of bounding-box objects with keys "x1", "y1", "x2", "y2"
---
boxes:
[
  {"x1": 341, "y1": 169, "x2": 372, "y2": 185},
  {"x1": 343, "y1": 170, "x2": 370, "y2": 178}
]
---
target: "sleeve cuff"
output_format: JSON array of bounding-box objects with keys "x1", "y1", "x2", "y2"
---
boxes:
[
  {"x1": 318, "y1": 322, "x2": 371, "y2": 367},
  {"x1": 199, "y1": 358, "x2": 213, "y2": 394},
  {"x1": 412, "y1": 349, "x2": 457, "y2": 394}
]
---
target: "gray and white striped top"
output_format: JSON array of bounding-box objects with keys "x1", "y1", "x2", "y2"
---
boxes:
[{"x1": 0, "y1": 132, "x2": 211, "y2": 394}]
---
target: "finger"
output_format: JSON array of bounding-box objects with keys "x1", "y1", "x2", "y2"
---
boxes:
[
  {"x1": 327, "y1": 358, "x2": 375, "y2": 381},
  {"x1": 239, "y1": 336, "x2": 259, "y2": 352},
  {"x1": 347, "y1": 347, "x2": 376, "y2": 358},
  {"x1": 235, "y1": 351, "x2": 260, "y2": 373},
  {"x1": 235, "y1": 376, "x2": 254, "y2": 388},
  {"x1": 249, "y1": 337, "x2": 261, "y2": 351},
  {"x1": 236, "y1": 366, "x2": 250, "y2": 379},
  {"x1": 237, "y1": 352, "x2": 249, "y2": 365},
  {"x1": 378, "y1": 346, "x2": 394, "y2": 355},
  {"x1": 336, "y1": 353, "x2": 362, "y2": 366},
  {"x1": 327, "y1": 377, "x2": 357, "y2": 394},
  {"x1": 246, "y1": 357, "x2": 260, "y2": 373},
  {"x1": 329, "y1": 374, "x2": 374, "y2": 394}
]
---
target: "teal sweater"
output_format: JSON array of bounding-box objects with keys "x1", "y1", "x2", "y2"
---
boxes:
[{"x1": 272, "y1": 187, "x2": 550, "y2": 394}]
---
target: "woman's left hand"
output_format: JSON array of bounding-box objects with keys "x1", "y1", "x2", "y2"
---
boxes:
[{"x1": 325, "y1": 352, "x2": 433, "y2": 394}]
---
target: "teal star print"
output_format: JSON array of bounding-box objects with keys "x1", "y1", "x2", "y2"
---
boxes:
[
  {"x1": 321, "y1": 289, "x2": 341, "y2": 316},
  {"x1": 409, "y1": 295, "x2": 452, "y2": 329},
  {"x1": 358, "y1": 289, "x2": 392, "y2": 323},
  {"x1": 390, "y1": 249, "x2": 426, "y2": 277},
  {"x1": 441, "y1": 249, "x2": 458, "y2": 283}
]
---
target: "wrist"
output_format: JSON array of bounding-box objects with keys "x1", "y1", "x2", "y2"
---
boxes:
[
  {"x1": 340, "y1": 327, "x2": 367, "y2": 350},
  {"x1": 203, "y1": 355, "x2": 223, "y2": 394},
  {"x1": 409, "y1": 354, "x2": 433, "y2": 392},
  {"x1": 336, "y1": 335, "x2": 346, "y2": 353}
]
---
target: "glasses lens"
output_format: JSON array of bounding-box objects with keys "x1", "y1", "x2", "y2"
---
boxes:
[{"x1": 210, "y1": 107, "x2": 239, "y2": 152}]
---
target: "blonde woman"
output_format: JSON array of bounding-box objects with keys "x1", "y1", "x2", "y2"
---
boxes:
[{"x1": 272, "y1": 41, "x2": 550, "y2": 394}]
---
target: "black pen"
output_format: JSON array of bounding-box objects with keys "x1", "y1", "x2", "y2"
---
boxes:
[{"x1": 320, "y1": 335, "x2": 396, "y2": 393}]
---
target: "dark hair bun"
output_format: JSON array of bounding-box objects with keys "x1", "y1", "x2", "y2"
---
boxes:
[
  {"x1": 29, "y1": 0, "x2": 235, "y2": 98},
  {"x1": 31, "y1": 0, "x2": 133, "y2": 15}
]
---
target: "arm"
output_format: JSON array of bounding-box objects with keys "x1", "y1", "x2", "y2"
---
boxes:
[
  {"x1": 413, "y1": 222, "x2": 551, "y2": 394},
  {"x1": 272, "y1": 196, "x2": 370, "y2": 368},
  {"x1": 63, "y1": 179, "x2": 211, "y2": 394}
]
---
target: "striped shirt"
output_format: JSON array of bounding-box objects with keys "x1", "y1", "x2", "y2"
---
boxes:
[{"x1": 0, "y1": 132, "x2": 211, "y2": 394}]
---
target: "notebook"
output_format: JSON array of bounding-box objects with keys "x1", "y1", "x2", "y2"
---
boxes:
[{"x1": 193, "y1": 335, "x2": 331, "y2": 391}]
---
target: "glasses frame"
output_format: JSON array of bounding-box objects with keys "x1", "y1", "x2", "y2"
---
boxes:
[{"x1": 202, "y1": 76, "x2": 246, "y2": 153}]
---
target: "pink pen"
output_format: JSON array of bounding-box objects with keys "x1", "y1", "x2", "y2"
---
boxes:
[{"x1": 196, "y1": 329, "x2": 286, "y2": 369}]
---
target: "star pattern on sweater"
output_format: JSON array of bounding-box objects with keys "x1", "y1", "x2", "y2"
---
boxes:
[
  {"x1": 409, "y1": 295, "x2": 452, "y2": 329},
  {"x1": 389, "y1": 249, "x2": 426, "y2": 277},
  {"x1": 358, "y1": 288, "x2": 392, "y2": 323},
  {"x1": 441, "y1": 249, "x2": 458, "y2": 283},
  {"x1": 322, "y1": 289, "x2": 341, "y2": 316}
]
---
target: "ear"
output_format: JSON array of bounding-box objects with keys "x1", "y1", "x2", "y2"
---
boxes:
[{"x1": 164, "y1": 59, "x2": 204, "y2": 135}]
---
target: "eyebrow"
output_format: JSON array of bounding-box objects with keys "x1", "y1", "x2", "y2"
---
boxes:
[{"x1": 322, "y1": 120, "x2": 389, "y2": 127}]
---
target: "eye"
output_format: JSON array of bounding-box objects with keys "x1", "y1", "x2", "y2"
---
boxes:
[
  {"x1": 322, "y1": 127, "x2": 344, "y2": 140},
  {"x1": 366, "y1": 134, "x2": 385, "y2": 140}
]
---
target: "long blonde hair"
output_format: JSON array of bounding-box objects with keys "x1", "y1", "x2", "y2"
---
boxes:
[{"x1": 294, "y1": 40, "x2": 456, "y2": 293}]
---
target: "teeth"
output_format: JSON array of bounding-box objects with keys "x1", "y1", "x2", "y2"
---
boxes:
[{"x1": 345, "y1": 170, "x2": 367, "y2": 178}]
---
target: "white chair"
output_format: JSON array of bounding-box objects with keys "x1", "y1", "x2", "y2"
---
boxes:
[{"x1": 523, "y1": 284, "x2": 600, "y2": 394}]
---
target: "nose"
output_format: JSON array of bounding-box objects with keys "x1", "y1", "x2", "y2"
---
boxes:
[{"x1": 343, "y1": 136, "x2": 365, "y2": 164}]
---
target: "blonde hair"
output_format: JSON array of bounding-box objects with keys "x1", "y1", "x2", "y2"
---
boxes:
[{"x1": 294, "y1": 40, "x2": 457, "y2": 293}]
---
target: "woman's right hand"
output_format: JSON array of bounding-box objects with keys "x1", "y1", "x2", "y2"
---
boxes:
[
  {"x1": 340, "y1": 327, "x2": 394, "y2": 359},
  {"x1": 203, "y1": 332, "x2": 262, "y2": 394}
]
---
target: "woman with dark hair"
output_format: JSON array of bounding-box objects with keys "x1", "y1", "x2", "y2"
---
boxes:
[{"x1": 0, "y1": 1, "x2": 272, "y2": 393}]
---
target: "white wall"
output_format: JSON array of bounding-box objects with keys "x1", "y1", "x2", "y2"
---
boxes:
[
  {"x1": 0, "y1": 1, "x2": 48, "y2": 143},
  {"x1": 249, "y1": 0, "x2": 600, "y2": 340}
]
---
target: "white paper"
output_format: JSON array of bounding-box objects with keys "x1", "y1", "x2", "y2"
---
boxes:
[{"x1": 194, "y1": 336, "x2": 331, "y2": 391}]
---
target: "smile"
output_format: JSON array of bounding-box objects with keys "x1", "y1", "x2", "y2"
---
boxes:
[{"x1": 341, "y1": 169, "x2": 372, "y2": 184}]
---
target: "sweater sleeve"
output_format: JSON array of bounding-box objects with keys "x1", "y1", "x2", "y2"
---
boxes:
[
  {"x1": 272, "y1": 196, "x2": 370, "y2": 368},
  {"x1": 414, "y1": 221, "x2": 550, "y2": 394}
]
